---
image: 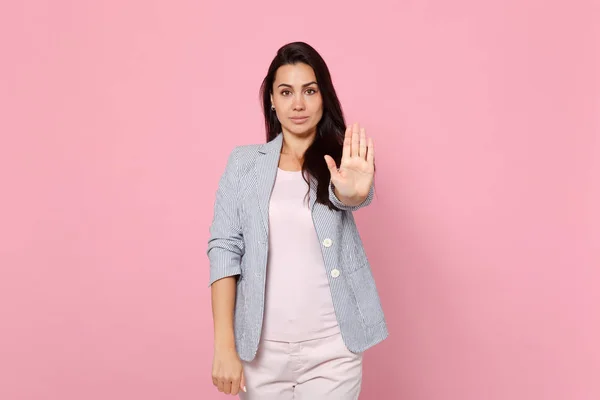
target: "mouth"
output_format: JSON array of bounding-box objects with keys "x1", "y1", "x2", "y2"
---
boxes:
[{"x1": 290, "y1": 116, "x2": 309, "y2": 124}]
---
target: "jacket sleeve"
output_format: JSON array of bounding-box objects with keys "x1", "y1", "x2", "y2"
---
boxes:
[
  {"x1": 207, "y1": 147, "x2": 245, "y2": 287},
  {"x1": 328, "y1": 180, "x2": 375, "y2": 212}
]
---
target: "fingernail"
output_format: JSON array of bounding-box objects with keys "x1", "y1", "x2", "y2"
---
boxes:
[{"x1": 243, "y1": 386, "x2": 247, "y2": 392}]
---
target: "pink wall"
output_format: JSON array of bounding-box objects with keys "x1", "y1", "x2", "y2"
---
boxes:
[{"x1": 1, "y1": 1, "x2": 598, "y2": 399}]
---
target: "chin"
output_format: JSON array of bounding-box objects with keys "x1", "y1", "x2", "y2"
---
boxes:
[{"x1": 285, "y1": 123, "x2": 318, "y2": 137}]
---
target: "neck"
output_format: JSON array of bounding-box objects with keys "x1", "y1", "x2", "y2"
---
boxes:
[{"x1": 280, "y1": 129, "x2": 317, "y2": 159}]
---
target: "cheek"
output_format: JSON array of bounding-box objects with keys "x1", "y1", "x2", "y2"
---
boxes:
[
  {"x1": 309, "y1": 97, "x2": 323, "y2": 112},
  {"x1": 312, "y1": 101, "x2": 324, "y2": 118}
]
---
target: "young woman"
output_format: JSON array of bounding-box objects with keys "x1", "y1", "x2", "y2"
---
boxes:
[{"x1": 207, "y1": 41, "x2": 388, "y2": 399}]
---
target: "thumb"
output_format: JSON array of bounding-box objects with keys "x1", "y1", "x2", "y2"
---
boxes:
[
  {"x1": 324, "y1": 155, "x2": 339, "y2": 178},
  {"x1": 240, "y1": 369, "x2": 247, "y2": 393}
]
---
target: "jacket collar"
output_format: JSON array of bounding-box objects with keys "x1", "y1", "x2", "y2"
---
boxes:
[{"x1": 258, "y1": 132, "x2": 284, "y2": 154}]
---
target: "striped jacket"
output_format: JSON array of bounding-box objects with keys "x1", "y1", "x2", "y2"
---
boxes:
[{"x1": 207, "y1": 133, "x2": 388, "y2": 362}]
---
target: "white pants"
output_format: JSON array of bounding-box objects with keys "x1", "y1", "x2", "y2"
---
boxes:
[{"x1": 239, "y1": 332, "x2": 363, "y2": 400}]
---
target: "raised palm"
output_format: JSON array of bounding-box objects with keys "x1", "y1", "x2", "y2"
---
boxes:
[{"x1": 324, "y1": 122, "x2": 375, "y2": 202}]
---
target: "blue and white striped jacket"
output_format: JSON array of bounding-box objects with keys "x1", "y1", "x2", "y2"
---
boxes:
[{"x1": 207, "y1": 133, "x2": 388, "y2": 362}]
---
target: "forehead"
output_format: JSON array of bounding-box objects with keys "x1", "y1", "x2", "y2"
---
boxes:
[{"x1": 274, "y1": 63, "x2": 317, "y2": 86}]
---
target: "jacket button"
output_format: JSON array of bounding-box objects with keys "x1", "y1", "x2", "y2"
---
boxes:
[
  {"x1": 323, "y1": 238, "x2": 332, "y2": 247},
  {"x1": 331, "y1": 269, "x2": 340, "y2": 278}
]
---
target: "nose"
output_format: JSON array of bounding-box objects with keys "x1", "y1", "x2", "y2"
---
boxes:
[{"x1": 292, "y1": 95, "x2": 305, "y2": 110}]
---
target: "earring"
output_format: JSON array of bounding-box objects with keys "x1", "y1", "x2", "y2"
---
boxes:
[{"x1": 271, "y1": 105, "x2": 276, "y2": 111}]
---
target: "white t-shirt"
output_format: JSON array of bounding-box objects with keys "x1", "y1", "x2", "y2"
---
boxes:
[{"x1": 260, "y1": 168, "x2": 340, "y2": 342}]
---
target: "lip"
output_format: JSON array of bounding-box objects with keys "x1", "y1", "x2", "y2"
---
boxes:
[{"x1": 290, "y1": 116, "x2": 309, "y2": 124}]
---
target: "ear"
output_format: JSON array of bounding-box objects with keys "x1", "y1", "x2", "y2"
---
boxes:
[{"x1": 270, "y1": 93, "x2": 274, "y2": 105}]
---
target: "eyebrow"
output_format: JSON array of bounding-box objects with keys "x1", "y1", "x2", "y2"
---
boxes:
[{"x1": 277, "y1": 81, "x2": 318, "y2": 88}]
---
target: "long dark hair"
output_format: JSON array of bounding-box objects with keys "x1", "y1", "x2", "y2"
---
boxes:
[{"x1": 259, "y1": 41, "x2": 358, "y2": 211}]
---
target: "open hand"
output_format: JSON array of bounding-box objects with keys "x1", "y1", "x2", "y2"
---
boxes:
[{"x1": 324, "y1": 122, "x2": 375, "y2": 204}]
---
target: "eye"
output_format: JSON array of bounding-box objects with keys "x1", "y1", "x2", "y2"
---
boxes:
[
  {"x1": 306, "y1": 88, "x2": 317, "y2": 95},
  {"x1": 281, "y1": 90, "x2": 291, "y2": 96}
]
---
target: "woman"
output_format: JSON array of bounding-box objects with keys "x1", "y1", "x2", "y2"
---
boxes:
[{"x1": 207, "y1": 41, "x2": 388, "y2": 399}]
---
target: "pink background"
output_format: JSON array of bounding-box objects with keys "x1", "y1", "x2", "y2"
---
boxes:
[{"x1": 1, "y1": 0, "x2": 599, "y2": 399}]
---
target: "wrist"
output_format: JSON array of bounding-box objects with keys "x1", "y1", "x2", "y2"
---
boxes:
[
  {"x1": 333, "y1": 186, "x2": 366, "y2": 207},
  {"x1": 214, "y1": 330, "x2": 236, "y2": 350},
  {"x1": 214, "y1": 341, "x2": 237, "y2": 354}
]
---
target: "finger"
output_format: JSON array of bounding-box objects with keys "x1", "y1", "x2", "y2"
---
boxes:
[
  {"x1": 231, "y1": 376, "x2": 240, "y2": 396},
  {"x1": 351, "y1": 122, "x2": 360, "y2": 157},
  {"x1": 367, "y1": 136, "x2": 375, "y2": 165},
  {"x1": 342, "y1": 125, "x2": 351, "y2": 161},
  {"x1": 223, "y1": 380, "x2": 232, "y2": 395},
  {"x1": 231, "y1": 366, "x2": 245, "y2": 396},
  {"x1": 217, "y1": 379, "x2": 224, "y2": 392},
  {"x1": 240, "y1": 370, "x2": 247, "y2": 393},
  {"x1": 359, "y1": 127, "x2": 367, "y2": 159},
  {"x1": 324, "y1": 155, "x2": 339, "y2": 178}
]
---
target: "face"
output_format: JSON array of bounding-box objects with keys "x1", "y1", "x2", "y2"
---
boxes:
[{"x1": 270, "y1": 63, "x2": 323, "y2": 137}]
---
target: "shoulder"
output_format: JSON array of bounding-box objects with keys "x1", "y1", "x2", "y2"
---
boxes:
[
  {"x1": 233, "y1": 142, "x2": 262, "y2": 157},
  {"x1": 229, "y1": 142, "x2": 263, "y2": 174}
]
